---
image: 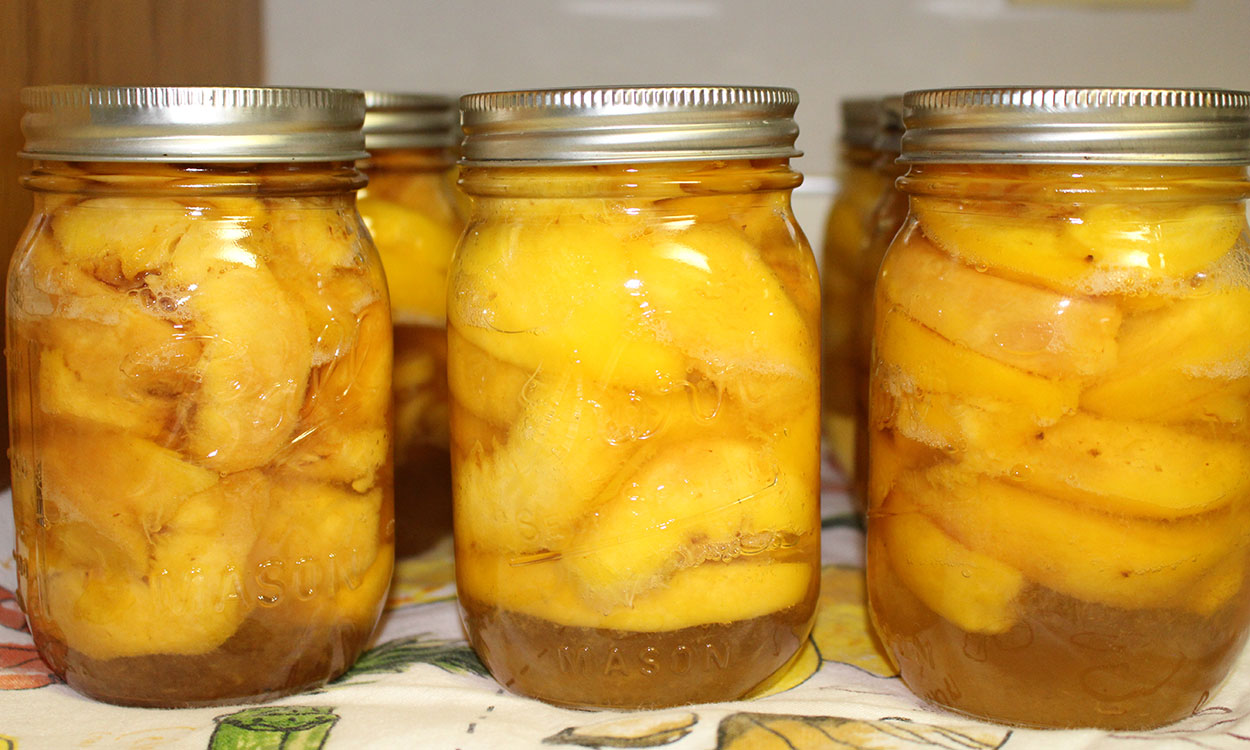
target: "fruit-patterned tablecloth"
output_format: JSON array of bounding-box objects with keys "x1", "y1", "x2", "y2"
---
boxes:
[{"x1": 4, "y1": 463, "x2": 1250, "y2": 750}]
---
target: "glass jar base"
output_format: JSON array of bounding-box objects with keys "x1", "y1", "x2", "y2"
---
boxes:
[
  {"x1": 35, "y1": 615, "x2": 373, "y2": 708},
  {"x1": 461, "y1": 595, "x2": 815, "y2": 710},
  {"x1": 874, "y1": 568, "x2": 1249, "y2": 730}
]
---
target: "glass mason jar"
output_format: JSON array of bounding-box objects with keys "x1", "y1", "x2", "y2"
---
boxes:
[
  {"x1": 821, "y1": 97, "x2": 888, "y2": 479},
  {"x1": 7, "y1": 86, "x2": 394, "y2": 707},
  {"x1": 867, "y1": 87, "x2": 1250, "y2": 729},
  {"x1": 450, "y1": 86, "x2": 821, "y2": 709},
  {"x1": 357, "y1": 92, "x2": 468, "y2": 557},
  {"x1": 850, "y1": 97, "x2": 908, "y2": 510}
]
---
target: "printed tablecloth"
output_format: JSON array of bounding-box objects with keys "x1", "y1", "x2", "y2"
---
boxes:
[{"x1": 3, "y1": 463, "x2": 1250, "y2": 749}]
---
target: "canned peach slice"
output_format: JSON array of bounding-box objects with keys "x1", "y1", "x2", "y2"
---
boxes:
[
  {"x1": 51, "y1": 197, "x2": 194, "y2": 281},
  {"x1": 910, "y1": 467, "x2": 1243, "y2": 610},
  {"x1": 36, "y1": 318, "x2": 198, "y2": 439},
  {"x1": 961, "y1": 412, "x2": 1250, "y2": 519},
  {"x1": 301, "y1": 301, "x2": 390, "y2": 427},
  {"x1": 39, "y1": 423, "x2": 220, "y2": 574},
  {"x1": 459, "y1": 548, "x2": 812, "y2": 632},
  {"x1": 447, "y1": 324, "x2": 532, "y2": 427},
  {"x1": 563, "y1": 437, "x2": 811, "y2": 608},
  {"x1": 875, "y1": 307, "x2": 1079, "y2": 423},
  {"x1": 454, "y1": 373, "x2": 653, "y2": 554},
  {"x1": 638, "y1": 222, "x2": 813, "y2": 378},
  {"x1": 880, "y1": 386, "x2": 1046, "y2": 454},
  {"x1": 914, "y1": 196, "x2": 1243, "y2": 295},
  {"x1": 867, "y1": 423, "x2": 948, "y2": 510},
  {"x1": 451, "y1": 219, "x2": 686, "y2": 390},
  {"x1": 1082, "y1": 283, "x2": 1250, "y2": 423},
  {"x1": 162, "y1": 233, "x2": 312, "y2": 473},
  {"x1": 248, "y1": 479, "x2": 386, "y2": 623},
  {"x1": 880, "y1": 231, "x2": 1121, "y2": 378},
  {"x1": 358, "y1": 193, "x2": 459, "y2": 321},
  {"x1": 44, "y1": 470, "x2": 265, "y2": 660},
  {"x1": 1186, "y1": 553, "x2": 1247, "y2": 617},
  {"x1": 879, "y1": 495, "x2": 1023, "y2": 635}
]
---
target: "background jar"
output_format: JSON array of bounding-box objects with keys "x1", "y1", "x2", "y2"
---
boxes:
[
  {"x1": 866, "y1": 87, "x2": 1250, "y2": 729},
  {"x1": 820, "y1": 96, "x2": 888, "y2": 482},
  {"x1": 850, "y1": 96, "x2": 908, "y2": 511},
  {"x1": 357, "y1": 91, "x2": 468, "y2": 557},
  {"x1": 7, "y1": 86, "x2": 393, "y2": 707},
  {"x1": 450, "y1": 85, "x2": 822, "y2": 709}
]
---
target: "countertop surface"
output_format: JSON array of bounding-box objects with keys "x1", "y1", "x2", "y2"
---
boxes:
[{"x1": 2, "y1": 461, "x2": 1249, "y2": 749}]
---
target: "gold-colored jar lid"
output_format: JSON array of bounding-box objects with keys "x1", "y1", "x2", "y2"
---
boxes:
[
  {"x1": 20, "y1": 85, "x2": 368, "y2": 163},
  {"x1": 901, "y1": 87, "x2": 1250, "y2": 165},
  {"x1": 362, "y1": 91, "x2": 458, "y2": 151},
  {"x1": 459, "y1": 85, "x2": 800, "y2": 166}
]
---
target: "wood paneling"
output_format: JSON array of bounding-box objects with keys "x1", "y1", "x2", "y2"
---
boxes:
[{"x1": 0, "y1": 1, "x2": 263, "y2": 487}]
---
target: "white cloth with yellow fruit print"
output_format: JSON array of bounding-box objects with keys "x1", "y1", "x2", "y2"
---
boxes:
[{"x1": 1, "y1": 474, "x2": 1250, "y2": 750}]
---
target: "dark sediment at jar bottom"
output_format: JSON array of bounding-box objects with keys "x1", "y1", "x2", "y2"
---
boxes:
[
  {"x1": 393, "y1": 442, "x2": 453, "y2": 558},
  {"x1": 35, "y1": 611, "x2": 375, "y2": 708},
  {"x1": 460, "y1": 595, "x2": 816, "y2": 709},
  {"x1": 871, "y1": 561, "x2": 1250, "y2": 730}
]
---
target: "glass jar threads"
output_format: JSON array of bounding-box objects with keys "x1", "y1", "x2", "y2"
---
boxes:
[
  {"x1": 867, "y1": 87, "x2": 1250, "y2": 729},
  {"x1": 450, "y1": 85, "x2": 822, "y2": 709},
  {"x1": 357, "y1": 91, "x2": 467, "y2": 556},
  {"x1": 7, "y1": 86, "x2": 393, "y2": 707}
]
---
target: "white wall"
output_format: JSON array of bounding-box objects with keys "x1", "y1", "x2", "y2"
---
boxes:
[{"x1": 264, "y1": 0, "x2": 1250, "y2": 251}]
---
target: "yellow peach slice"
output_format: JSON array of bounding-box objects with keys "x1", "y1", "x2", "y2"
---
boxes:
[
  {"x1": 908, "y1": 467, "x2": 1242, "y2": 610},
  {"x1": 247, "y1": 478, "x2": 387, "y2": 624},
  {"x1": 1081, "y1": 282, "x2": 1250, "y2": 424},
  {"x1": 164, "y1": 225, "x2": 313, "y2": 473},
  {"x1": 562, "y1": 437, "x2": 814, "y2": 607},
  {"x1": 281, "y1": 301, "x2": 392, "y2": 489},
  {"x1": 454, "y1": 372, "x2": 652, "y2": 554},
  {"x1": 358, "y1": 194, "x2": 459, "y2": 322},
  {"x1": 44, "y1": 471, "x2": 264, "y2": 660},
  {"x1": 875, "y1": 308, "x2": 1079, "y2": 425},
  {"x1": 636, "y1": 222, "x2": 815, "y2": 379},
  {"x1": 961, "y1": 411, "x2": 1250, "y2": 519},
  {"x1": 39, "y1": 423, "x2": 220, "y2": 573},
  {"x1": 915, "y1": 197, "x2": 1245, "y2": 295},
  {"x1": 449, "y1": 218, "x2": 686, "y2": 391},
  {"x1": 877, "y1": 501, "x2": 1023, "y2": 635},
  {"x1": 51, "y1": 197, "x2": 193, "y2": 281},
  {"x1": 446, "y1": 323, "x2": 534, "y2": 427},
  {"x1": 458, "y1": 547, "x2": 813, "y2": 631},
  {"x1": 880, "y1": 233, "x2": 1121, "y2": 378}
]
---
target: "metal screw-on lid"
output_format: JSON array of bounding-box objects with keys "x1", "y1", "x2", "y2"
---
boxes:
[
  {"x1": 840, "y1": 97, "x2": 884, "y2": 150},
  {"x1": 20, "y1": 85, "x2": 368, "y2": 163},
  {"x1": 901, "y1": 87, "x2": 1250, "y2": 165},
  {"x1": 459, "y1": 85, "x2": 801, "y2": 166},
  {"x1": 362, "y1": 91, "x2": 458, "y2": 151},
  {"x1": 874, "y1": 96, "x2": 905, "y2": 155}
]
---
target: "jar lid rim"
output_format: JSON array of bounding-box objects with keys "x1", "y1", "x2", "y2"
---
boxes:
[
  {"x1": 20, "y1": 85, "x2": 369, "y2": 163},
  {"x1": 900, "y1": 87, "x2": 1250, "y2": 165},
  {"x1": 458, "y1": 85, "x2": 801, "y2": 165},
  {"x1": 362, "y1": 91, "x2": 459, "y2": 150}
]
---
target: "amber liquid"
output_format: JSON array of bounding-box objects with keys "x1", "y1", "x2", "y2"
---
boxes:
[
  {"x1": 460, "y1": 589, "x2": 817, "y2": 709},
  {"x1": 392, "y1": 321, "x2": 453, "y2": 557},
  {"x1": 868, "y1": 528, "x2": 1250, "y2": 729},
  {"x1": 33, "y1": 609, "x2": 377, "y2": 708}
]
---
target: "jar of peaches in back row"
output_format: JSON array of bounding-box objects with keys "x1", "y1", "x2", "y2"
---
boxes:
[
  {"x1": 357, "y1": 92, "x2": 468, "y2": 556},
  {"x1": 7, "y1": 86, "x2": 393, "y2": 707},
  {"x1": 449, "y1": 85, "x2": 821, "y2": 708},
  {"x1": 867, "y1": 87, "x2": 1250, "y2": 729}
]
